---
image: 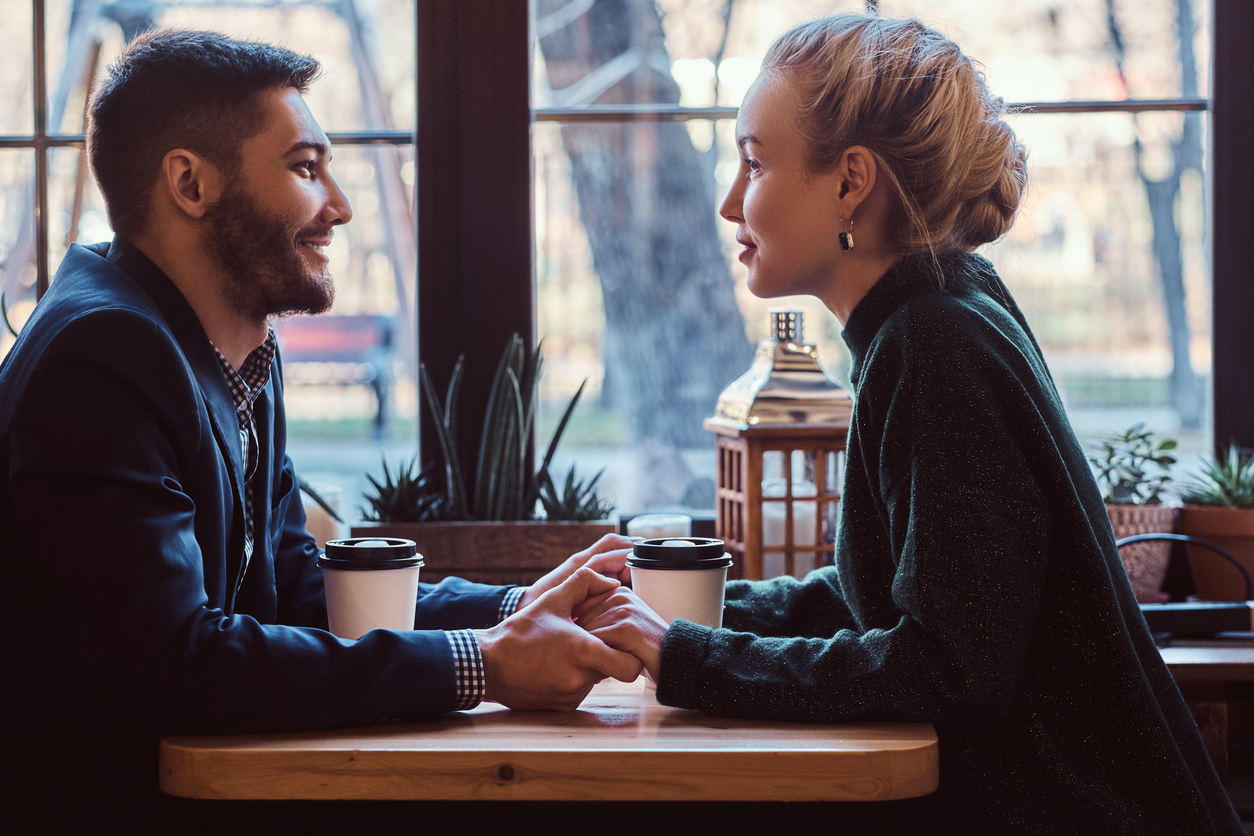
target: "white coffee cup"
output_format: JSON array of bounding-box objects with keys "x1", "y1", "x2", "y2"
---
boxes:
[
  {"x1": 627, "y1": 538, "x2": 733, "y2": 628},
  {"x1": 318, "y1": 538, "x2": 423, "y2": 640},
  {"x1": 626, "y1": 514, "x2": 692, "y2": 539}
]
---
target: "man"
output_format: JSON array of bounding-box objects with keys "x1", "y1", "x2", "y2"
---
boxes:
[{"x1": 0, "y1": 29, "x2": 639, "y2": 830}]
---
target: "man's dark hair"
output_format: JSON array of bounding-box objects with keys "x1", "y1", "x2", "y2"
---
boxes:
[{"x1": 87, "y1": 29, "x2": 321, "y2": 239}]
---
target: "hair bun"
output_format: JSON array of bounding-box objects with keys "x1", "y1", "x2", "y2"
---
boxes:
[
  {"x1": 763, "y1": 15, "x2": 1028, "y2": 254},
  {"x1": 953, "y1": 122, "x2": 1028, "y2": 250}
]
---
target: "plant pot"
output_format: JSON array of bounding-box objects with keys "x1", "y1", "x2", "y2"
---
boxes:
[
  {"x1": 1177, "y1": 506, "x2": 1254, "y2": 601},
  {"x1": 1106, "y1": 504, "x2": 1178, "y2": 603},
  {"x1": 348, "y1": 520, "x2": 617, "y2": 586}
]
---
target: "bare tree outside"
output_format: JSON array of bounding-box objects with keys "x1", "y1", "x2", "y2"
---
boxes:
[
  {"x1": 535, "y1": 0, "x2": 754, "y2": 459},
  {"x1": 1105, "y1": 0, "x2": 1205, "y2": 429}
]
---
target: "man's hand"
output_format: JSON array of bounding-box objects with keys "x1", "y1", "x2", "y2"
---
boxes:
[
  {"x1": 576, "y1": 586, "x2": 669, "y2": 684},
  {"x1": 517, "y1": 533, "x2": 637, "y2": 610},
  {"x1": 475, "y1": 567, "x2": 643, "y2": 710}
]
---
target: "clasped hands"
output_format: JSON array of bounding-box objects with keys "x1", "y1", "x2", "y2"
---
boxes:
[{"x1": 474, "y1": 534, "x2": 668, "y2": 710}]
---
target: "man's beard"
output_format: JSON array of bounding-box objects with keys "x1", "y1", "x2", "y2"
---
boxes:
[{"x1": 203, "y1": 180, "x2": 336, "y2": 321}]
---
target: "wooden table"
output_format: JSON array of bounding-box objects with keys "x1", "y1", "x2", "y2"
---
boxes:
[
  {"x1": 160, "y1": 678, "x2": 938, "y2": 802},
  {"x1": 1160, "y1": 634, "x2": 1254, "y2": 781}
]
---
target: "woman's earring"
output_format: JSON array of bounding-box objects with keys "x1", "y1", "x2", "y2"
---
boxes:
[{"x1": 839, "y1": 218, "x2": 855, "y2": 251}]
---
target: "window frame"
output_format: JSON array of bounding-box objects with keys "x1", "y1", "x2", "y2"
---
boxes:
[
  {"x1": 1211, "y1": 0, "x2": 1254, "y2": 452},
  {"x1": 10, "y1": 1, "x2": 1251, "y2": 477}
]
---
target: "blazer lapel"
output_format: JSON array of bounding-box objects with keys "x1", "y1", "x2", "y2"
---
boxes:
[{"x1": 104, "y1": 241, "x2": 250, "y2": 599}]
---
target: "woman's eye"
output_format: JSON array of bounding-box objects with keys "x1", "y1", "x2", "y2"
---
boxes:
[{"x1": 742, "y1": 157, "x2": 760, "y2": 173}]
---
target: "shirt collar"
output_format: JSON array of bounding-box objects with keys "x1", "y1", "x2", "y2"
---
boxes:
[{"x1": 211, "y1": 330, "x2": 277, "y2": 411}]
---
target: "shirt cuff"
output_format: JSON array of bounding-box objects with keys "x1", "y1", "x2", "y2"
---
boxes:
[
  {"x1": 498, "y1": 585, "x2": 526, "y2": 621},
  {"x1": 445, "y1": 629, "x2": 485, "y2": 711}
]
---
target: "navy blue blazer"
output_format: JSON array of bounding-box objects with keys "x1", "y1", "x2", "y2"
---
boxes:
[{"x1": 0, "y1": 239, "x2": 509, "y2": 743}]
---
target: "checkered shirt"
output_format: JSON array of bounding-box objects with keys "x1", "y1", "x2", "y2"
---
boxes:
[
  {"x1": 211, "y1": 331, "x2": 277, "y2": 596},
  {"x1": 214, "y1": 334, "x2": 527, "y2": 712},
  {"x1": 445, "y1": 586, "x2": 526, "y2": 710}
]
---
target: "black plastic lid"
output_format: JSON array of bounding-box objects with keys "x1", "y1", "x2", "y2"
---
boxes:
[
  {"x1": 318, "y1": 537, "x2": 423, "y2": 570},
  {"x1": 627, "y1": 537, "x2": 732, "y2": 570}
]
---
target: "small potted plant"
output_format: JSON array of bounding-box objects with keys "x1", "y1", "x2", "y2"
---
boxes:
[
  {"x1": 1087, "y1": 423, "x2": 1178, "y2": 602},
  {"x1": 352, "y1": 334, "x2": 616, "y2": 585},
  {"x1": 1176, "y1": 445, "x2": 1254, "y2": 601}
]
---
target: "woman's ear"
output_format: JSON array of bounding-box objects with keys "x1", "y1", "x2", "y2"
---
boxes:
[
  {"x1": 834, "y1": 145, "x2": 878, "y2": 215},
  {"x1": 160, "y1": 148, "x2": 222, "y2": 220}
]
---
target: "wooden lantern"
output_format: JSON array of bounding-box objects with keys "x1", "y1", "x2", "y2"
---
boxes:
[
  {"x1": 704, "y1": 309, "x2": 852, "y2": 581},
  {"x1": 706, "y1": 423, "x2": 848, "y2": 580}
]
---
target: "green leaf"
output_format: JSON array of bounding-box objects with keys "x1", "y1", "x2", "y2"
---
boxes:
[
  {"x1": 1087, "y1": 424, "x2": 1178, "y2": 505},
  {"x1": 298, "y1": 477, "x2": 344, "y2": 524},
  {"x1": 359, "y1": 456, "x2": 445, "y2": 522},
  {"x1": 1181, "y1": 445, "x2": 1254, "y2": 508},
  {"x1": 0, "y1": 291, "x2": 18, "y2": 338},
  {"x1": 475, "y1": 335, "x2": 521, "y2": 518},
  {"x1": 420, "y1": 363, "x2": 466, "y2": 519}
]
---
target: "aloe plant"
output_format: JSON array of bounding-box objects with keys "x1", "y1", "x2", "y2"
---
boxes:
[
  {"x1": 397, "y1": 333, "x2": 606, "y2": 522},
  {"x1": 537, "y1": 465, "x2": 615, "y2": 521},
  {"x1": 299, "y1": 477, "x2": 344, "y2": 523},
  {"x1": 359, "y1": 456, "x2": 445, "y2": 522},
  {"x1": 1180, "y1": 445, "x2": 1254, "y2": 509}
]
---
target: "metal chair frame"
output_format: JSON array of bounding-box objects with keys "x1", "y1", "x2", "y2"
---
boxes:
[{"x1": 1116, "y1": 532, "x2": 1254, "y2": 601}]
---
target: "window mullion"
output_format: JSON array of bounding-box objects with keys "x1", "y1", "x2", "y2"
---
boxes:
[{"x1": 33, "y1": 0, "x2": 49, "y2": 298}]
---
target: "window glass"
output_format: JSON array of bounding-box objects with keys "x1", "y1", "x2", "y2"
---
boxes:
[
  {"x1": 534, "y1": 0, "x2": 864, "y2": 109},
  {"x1": 45, "y1": 0, "x2": 415, "y2": 135},
  {"x1": 0, "y1": 2, "x2": 33, "y2": 134},
  {"x1": 8, "y1": 1, "x2": 420, "y2": 525},
  {"x1": 0, "y1": 150, "x2": 37, "y2": 355},
  {"x1": 991, "y1": 110, "x2": 1209, "y2": 451},
  {"x1": 879, "y1": 0, "x2": 1210, "y2": 102},
  {"x1": 534, "y1": 0, "x2": 1212, "y2": 520}
]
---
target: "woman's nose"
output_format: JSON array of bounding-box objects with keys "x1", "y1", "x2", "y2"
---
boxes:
[{"x1": 719, "y1": 171, "x2": 746, "y2": 223}]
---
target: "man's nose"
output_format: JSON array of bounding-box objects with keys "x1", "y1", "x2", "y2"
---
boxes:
[{"x1": 323, "y1": 174, "x2": 353, "y2": 226}]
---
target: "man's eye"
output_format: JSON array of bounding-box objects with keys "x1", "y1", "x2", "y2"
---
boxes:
[{"x1": 295, "y1": 160, "x2": 316, "y2": 175}]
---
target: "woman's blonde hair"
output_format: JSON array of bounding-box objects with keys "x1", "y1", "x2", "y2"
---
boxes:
[{"x1": 762, "y1": 14, "x2": 1027, "y2": 255}]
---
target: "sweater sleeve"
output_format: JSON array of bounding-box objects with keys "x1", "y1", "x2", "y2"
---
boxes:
[
  {"x1": 657, "y1": 302, "x2": 1053, "y2": 726},
  {"x1": 721, "y1": 571, "x2": 860, "y2": 637}
]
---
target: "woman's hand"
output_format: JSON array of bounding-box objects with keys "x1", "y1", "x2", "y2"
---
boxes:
[
  {"x1": 576, "y1": 586, "x2": 669, "y2": 683},
  {"x1": 517, "y1": 533, "x2": 637, "y2": 610},
  {"x1": 476, "y1": 568, "x2": 642, "y2": 710}
]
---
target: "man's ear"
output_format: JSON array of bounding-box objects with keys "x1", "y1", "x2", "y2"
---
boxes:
[
  {"x1": 160, "y1": 148, "x2": 221, "y2": 220},
  {"x1": 833, "y1": 145, "x2": 879, "y2": 216}
]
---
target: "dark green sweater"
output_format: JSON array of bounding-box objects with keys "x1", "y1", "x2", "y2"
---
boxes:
[{"x1": 658, "y1": 253, "x2": 1240, "y2": 834}]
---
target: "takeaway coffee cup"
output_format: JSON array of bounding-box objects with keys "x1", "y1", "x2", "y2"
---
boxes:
[
  {"x1": 318, "y1": 538, "x2": 424, "y2": 640},
  {"x1": 627, "y1": 537, "x2": 733, "y2": 628}
]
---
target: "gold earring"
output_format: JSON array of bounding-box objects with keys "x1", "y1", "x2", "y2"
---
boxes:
[{"x1": 839, "y1": 218, "x2": 855, "y2": 251}]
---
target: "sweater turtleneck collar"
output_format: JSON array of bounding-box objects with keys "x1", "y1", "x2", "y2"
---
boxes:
[{"x1": 841, "y1": 249, "x2": 989, "y2": 379}]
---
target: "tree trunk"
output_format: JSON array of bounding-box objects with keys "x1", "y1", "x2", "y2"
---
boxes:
[
  {"x1": 536, "y1": 0, "x2": 753, "y2": 449},
  {"x1": 1106, "y1": 0, "x2": 1204, "y2": 429}
]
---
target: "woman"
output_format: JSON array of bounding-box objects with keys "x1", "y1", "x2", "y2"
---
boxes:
[{"x1": 582, "y1": 14, "x2": 1241, "y2": 834}]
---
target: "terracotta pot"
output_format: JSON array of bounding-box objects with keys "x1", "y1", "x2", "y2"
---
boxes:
[
  {"x1": 1106, "y1": 504, "x2": 1178, "y2": 603},
  {"x1": 1177, "y1": 506, "x2": 1254, "y2": 601},
  {"x1": 349, "y1": 520, "x2": 617, "y2": 586}
]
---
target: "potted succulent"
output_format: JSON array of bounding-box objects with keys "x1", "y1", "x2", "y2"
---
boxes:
[
  {"x1": 1087, "y1": 423, "x2": 1179, "y2": 603},
  {"x1": 1176, "y1": 445, "x2": 1254, "y2": 601},
  {"x1": 352, "y1": 334, "x2": 616, "y2": 585}
]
